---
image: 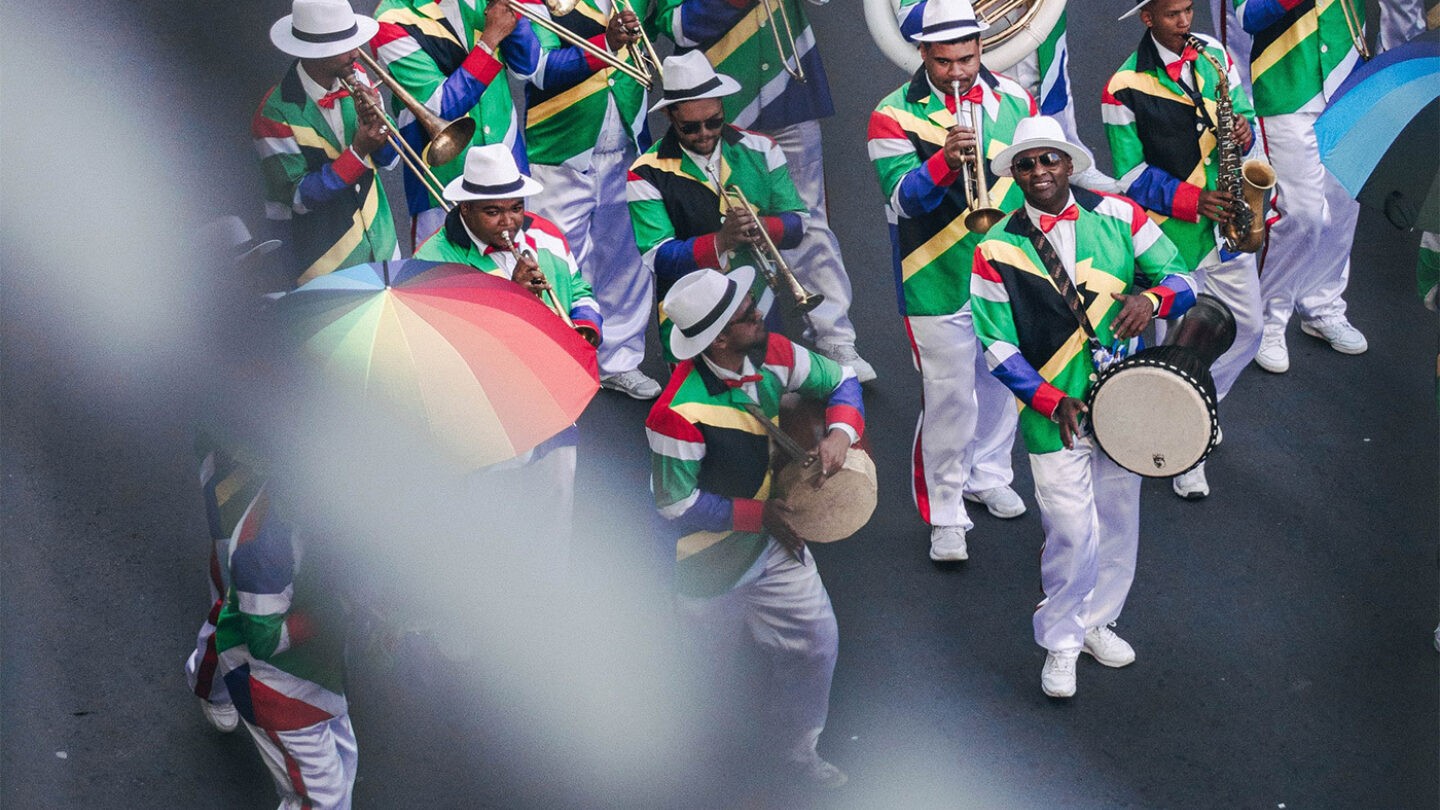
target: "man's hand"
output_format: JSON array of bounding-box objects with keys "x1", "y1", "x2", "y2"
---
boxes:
[
  {"x1": 509, "y1": 248, "x2": 551, "y2": 296},
  {"x1": 1197, "y1": 189, "x2": 1237, "y2": 224},
  {"x1": 811, "y1": 428, "x2": 851, "y2": 489},
  {"x1": 1108, "y1": 292, "x2": 1154, "y2": 340},
  {"x1": 479, "y1": 0, "x2": 519, "y2": 49},
  {"x1": 606, "y1": 9, "x2": 640, "y2": 51},
  {"x1": 716, "y1": 205, "x2": 762, "y2": 254},
  {"x1": 1233, "y1": 115, "x2": 1254, "y2": 153},
  {"x1": 763, "y1": 498, "x2": 807, "y2": 560},
  {"x1": 350, "y1": 84, "x2": 390, "y2": 158},
  {"x1": 942, "y1": 125, "x2": 978, "y2": 172},
  {"x1": 1054, "y1": 396, "x2": 1089, "y2": 450}
]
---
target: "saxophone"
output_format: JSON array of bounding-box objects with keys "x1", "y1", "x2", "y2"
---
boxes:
[{"x1": 1186, "y1": 35, "x2": 1275, "y2": 254}]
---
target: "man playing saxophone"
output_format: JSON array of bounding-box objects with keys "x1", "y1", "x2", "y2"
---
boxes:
[{"x1": 1104, "y1": 0, "x2": 1265, "y2": 500}]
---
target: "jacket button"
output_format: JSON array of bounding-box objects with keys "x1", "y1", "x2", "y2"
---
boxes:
[
  {"x1": 1320, "y1": 43, "x2": 1329, "y2": 54},
  {"x1": 761, "y1": 62, "x2": 770, "y2": 71},
  {"x1": 483, "y1": 125, "x2": 491, "y2": 135},
  {"x1": 1089, "y1": 373, "x2": 1098, "y2": 382}
]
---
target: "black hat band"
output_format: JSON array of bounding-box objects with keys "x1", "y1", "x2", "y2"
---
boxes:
[
  {"x1": 679, "y1": 278, "x2": 738, "y2": 337},
  {"x1": 293, "y1": 21, "x2": 360, "y2": 43}
]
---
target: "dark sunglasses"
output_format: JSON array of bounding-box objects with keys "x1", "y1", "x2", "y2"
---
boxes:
[
  {"x1": 1010, "y1": 151, "x2": 1066, "y2": 173},
  {"x1": 726, "y1": 295, "x2": 760, "y2": 328},
  {"x1": 675, "y1": 115, "x2": 725, "y2": 136}
]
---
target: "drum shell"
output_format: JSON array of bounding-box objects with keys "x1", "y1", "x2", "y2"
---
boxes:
[
  {"x1": 774, "y1": 447, "x2": 878, "y2": 543},
  {"x1": 1086, "y1": 345, "x2": 1219, "y2": 477}
]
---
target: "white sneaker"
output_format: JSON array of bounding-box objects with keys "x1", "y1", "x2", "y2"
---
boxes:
[
  {"x1": 1255, "y1": 328, "x2": 1289, "y2": 373},
  {"x1": 1301, "y1": 316, "x2": 1368, "y2": 355},
  {"x1": 200, "y1": 699, "x2": 240, "y2": 733},
  {"x1": 928, "y1": 525, "x2": 968, "y2": 561},
  {"x1": 1041, "y1": 650, "x2": 1078, "y2": 698},
  {"x1": 600, "y1": 369, "x2": 662, "y2": 400},
  {"x1": 793, "y1": 756, "x2": 849, "y2": 789},
  {"x1": 963, "y1": 486, "x2": 1026, "y2": 518},
  {"x1": 817, "y1": 342, "x2": 877, "y2": 383},
  {"x1": 1172, "y1": 462, "x2": 1209, "y2": 500},
  {"x1": 1082, "y1": 625, "x2": 1136, "y2": 668}
]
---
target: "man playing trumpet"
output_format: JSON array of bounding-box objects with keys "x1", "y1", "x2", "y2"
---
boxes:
[{"x1": 867, "y1": 0, "x2": 1033, "y2": 562}]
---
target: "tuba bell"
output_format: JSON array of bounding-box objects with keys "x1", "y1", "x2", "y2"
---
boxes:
[{"x1": 863, "y1": 0, "x2": 1068, "y2": 74}]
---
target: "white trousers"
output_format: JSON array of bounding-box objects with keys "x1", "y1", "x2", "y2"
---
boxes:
[
  {"x1": 673, "y1": 539, "x2": 838, "y2": 763},
  {"x1": 905, "y1": 306, "x2": 1018, "y2": 529},
  {"x1": 1192, "y1": 251, "x2": 1263, "y2": 401},
  {"x1": 244, "y1": 714, "x2": 358, "y2": 810},
  {"x1": 1029, "y1": 435, "x2": 1141, "y2": 654},
  {"x1": 1258, "y1": 112, "x2": 1360, "y2": 330},
  {"x1": 1380, "y1": 0, "x2": 1426, "y2": 51},
  {"x1": 766, "y1": 120, "x2": 858, "y2": 349},
  {"x1": 530, "y1": 146, "x2": 650, "y2": 375}
]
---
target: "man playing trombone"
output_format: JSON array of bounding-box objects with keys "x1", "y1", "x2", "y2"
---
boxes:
[
  {"x1": 255, "y1": 0, "x2": 401, "y2": 288},
  {"x1": 626, "y1": 52, "x2": 809, "y2": 364},
  {"x1": 372, "y1": 0, "x2": 541, "y2": 246},
  {"x1": 515, "y1": 0, "x2": 665, "y2": 399},
  {"x1": 867, "y1": 0, "x2": 1033, "y2": 563}
]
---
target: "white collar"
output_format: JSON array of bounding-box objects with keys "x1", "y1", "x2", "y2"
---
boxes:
[
  {"x1": 700, "y1": 352, "x2": 754, "y2": 382},
  {"x1": 1151, "y1": 34, "x2": 1188, "y2": 68},
  {"x1": 297, "y1": 62, "x2": 342, "y2": 100},
  {"x1": 680, "y1": 141, "x2": 722, "y2": 175}
]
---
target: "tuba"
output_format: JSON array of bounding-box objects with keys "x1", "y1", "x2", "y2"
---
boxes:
[{"x1": 864, "y1": 0, "x2": 1068, "y2": 74}]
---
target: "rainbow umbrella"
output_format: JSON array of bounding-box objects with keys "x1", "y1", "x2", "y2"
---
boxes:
[
  {"x1": 1316, "y1": 31, "x2": 1440, "y2": 230},
  {"x1": 272, "y1": 259, "x2": 599, "y2": 471}
]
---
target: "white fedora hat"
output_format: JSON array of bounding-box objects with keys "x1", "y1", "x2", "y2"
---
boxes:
[
  {"x1": 991, "y1": 115, "x2": 1094, "y2": 177},
  {"x1": 205, "y1": 215, "x2": 282, "y2": 264},
  {"x1": 442, "y1": 144, "x2": 544, "y2": 203},
  {"x1": 1118, "y1": 1, "x2": 1154, "y2": 21},
  {"x1": 270, "y1": 0, "x2": 380, "y2": 59},
  {"x1": 649, "y1": 50, "x2": 742, "y2": 113},
  {"x1": 911, "y1": 0, "x2": 990, "y2": 43},
  {"x1": 664, "y1": 267, "x2": 757, "y2": 361}
]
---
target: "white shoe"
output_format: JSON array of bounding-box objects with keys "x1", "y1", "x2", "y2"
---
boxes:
[
  {"x1": 1255, "y1": 328, "x2": 1289, "y2": 373},
  {"x1": 1082, "y1": 625, "x2": 1136, "y2": 668},
  {"x1": 1301, "y1": 316, "x2": 1368, "y2": 355},
  {"x1": 1172, "y1": 462, "x2": 1209, "y2": 500},
  {"x1": 200, "y1": 699, "x2": 240, "y2": 733},
  {"x1": 1041, "y1": 651, "x2": 1078, "y2": 698},
  {"x1": 928, "y1": 525, "x2": 968, "y2": 561},
  {"x1": 817, "y1": 342, "x2": 877, "y2": 383},
  {"x1": 793, "y1": 756, "x2": 848, "y2": 789},
  {"x1": 600, "y1": 369, "x2": 663, "y2": 400},
  {"x1": 963, "y1": 486, "x2": 1026, "y2": 519}
]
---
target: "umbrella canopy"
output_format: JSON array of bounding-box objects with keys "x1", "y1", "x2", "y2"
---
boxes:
[
  {"x1": 1316, "y1": 31, "x2": 1440, "y2": 230},
  {"x1": 272, "y1": 259, "x2": 599, "y2": 471}
]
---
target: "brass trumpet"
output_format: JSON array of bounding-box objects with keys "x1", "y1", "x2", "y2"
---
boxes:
[
  {"x1": 953, "y1": 81, "x2": 1005, "y2": 235},
  {"x1": 704, "y1": 165, "x2": 823, "y2": 313},
  {"x1": 510, "y1": 0, "x2": 658, "y2": 89},
  {"x1": 505, "y1": 230, "x2": 601, "y2": 346}
]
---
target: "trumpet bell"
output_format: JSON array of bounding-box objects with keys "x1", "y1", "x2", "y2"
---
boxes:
[
  {"x1": 794, "y1": 292, "x2": 825, "y2": 313},
  {"x1": 964, "y1": 207, "x2": 1006, "y2": 235},
  {"x1": 422, "y1": 116, "x2": 477, "y2": 167}
]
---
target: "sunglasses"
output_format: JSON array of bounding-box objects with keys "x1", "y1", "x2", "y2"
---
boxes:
[
  {"x1": 675, "y1": 115, "x2": 725, "y2": 136},
  {"x1": 726, "y1": 295, "x2": 760, "y2": 328},
  {"x1": 1010, "y1": 151, "x2": 1067, "y2": 173}
]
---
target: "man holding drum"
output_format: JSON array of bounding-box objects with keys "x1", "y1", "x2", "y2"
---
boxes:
[
  {"x1": 645, "y1": 267, "x2": 864, "y2": 788},
  {"x1": 971, "y1": 116, "x2": 1196, "y2": 698}
]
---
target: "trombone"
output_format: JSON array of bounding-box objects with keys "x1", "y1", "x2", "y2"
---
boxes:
[
  {"x1": 704, "y1": 165, "x2": 823, "y2": 313},
  {"x1": 953, "y1": 81, "x2": 1004, "y2": 235},
  {"x1": 505, "y1": 230, "x2": 601, "y2": 346},
  {"x1": 1338, "y1": 0, "x2": 1371, "y2": 61},
  {"x1": 509, "y1": 0, "x2": 658, "y2": 89},
  {"x1": 614, "y1": 0, "x2": 664, "y2": 88},
  {"x1": 759, "y1": 0, "x2": 806, "y2": 83}
]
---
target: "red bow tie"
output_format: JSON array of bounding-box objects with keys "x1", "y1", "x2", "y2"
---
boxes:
[
  {"x1": 1040, "y1": 205, "x2": 1078, "y2": 233},
  {"x1": 943, "y1": 83, "x2": 986, "y2": 113},
  {"x1": 316, "y1": 88, "x2": 351, "y2": 109},
  {"x1": 724, "y1": 374, "x2": 764, "y2": 388},
  {"x1": 1165, "y1": 46, "x2": 1199, "y2": 83}
]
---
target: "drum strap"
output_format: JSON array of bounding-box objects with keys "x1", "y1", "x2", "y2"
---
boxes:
[
  {"x1": 738, "y1": 400, "x2": 815, "y2": 466},
  {"x1": 1013, "y1": 210, "x2": 1105, "y2": 365}
]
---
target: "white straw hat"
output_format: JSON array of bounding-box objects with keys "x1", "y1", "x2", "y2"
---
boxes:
[
  {"x1": 270, "y1": 0, "x2": 379, "y2": 59},
  {"x1": 911, "y1": 0, "x2": 990, "y2": 43},
  {"x1": 442, "y1": 144, "x2": 544, "y2": 203},
  {"x1": 664, "y1": 267, "x2": 757, "y2": 360},
  {"x1": 991, "y1": 115, "x2": 1094, "y2": 177},
  {"x1": 649, "y1": 50, "x2": 742, "y2": 113},
  {"x1": 1118, "y1": 1, "x2": 1154, "y2": 21}
]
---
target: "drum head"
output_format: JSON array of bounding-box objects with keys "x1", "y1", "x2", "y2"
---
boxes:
[
  {"x1": 775, "y1": 448, "x2": 878, "y2": 543},
  {"x1": 1089, "y1": 364, "x2": 1216, "y2": 477}
]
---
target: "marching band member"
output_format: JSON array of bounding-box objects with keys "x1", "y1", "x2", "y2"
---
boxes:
[
  {"x1": 371, "y1": 0, "x2": 540, "y2": 246},
  {"x1": 971, "y1": 116, "x2": 1196, "y2": 698},
  {"x1": 646, "y1": 267, "x2": 863, "y2": 789},
  {"x1": 867, "y1": 0, "x2": 1031, "y2": 562},
  {"x1": 1235, "y1": 0, "x2": 1369, "y2": 372},
  {"x1": 656, "y1": 0, "x2": 877, "y2": 380},
  {"x1": 255, "y1": 0, "x2": 400, "y2": 288},
  {"x1": 627, "y1": 52, "x2": 809, "y2": 364},
  {"x1": 1105, "y1": 0, "x2": 1264, "y2": 499},
  {"x1": 516, "y1": 0, "x2": 663, "y2": 399}
]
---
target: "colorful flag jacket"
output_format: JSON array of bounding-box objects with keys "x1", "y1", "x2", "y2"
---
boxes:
[
  {"x1": 971, "y1": 189, "x2": 1195, "y2": 455},
  {"x1": 252, "y1": 62, "x2": 400, "y2": 287},
  {"x1": 655, "y1": 0, "x2": 833, "y2": 131},
  {"x1": 215, "y1": 488, "x2": 349, "y2": 731},
  {"x1": 414, "y1": 207, "x2": 602, "y2": 333},
  {"x1": 372, "y1": 0, "x2": 541, "y2": 215},
  {"x1": 1235, "y1": 0, "x2": 1365, "y2": 116},
  {"x1": 646, "y1": 334, "x2": 864, "y2": 597},
  {"x1": 627, "y1": 124, "x2": 806, "y2": 359},
  {"x1": 1103, "y1": 31, "x2": 1258, "y2": 270},
  {"x1": 516, "y1": 0, "x2": 652, "y2": 169},
  {"x1": 868, "y1": 67, "x2": 1036, "y2": 317}
]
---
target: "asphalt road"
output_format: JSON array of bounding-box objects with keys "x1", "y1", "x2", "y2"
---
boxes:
[{"x1": 2, "y1": 1, "x2": 1436, "y2": 808}]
